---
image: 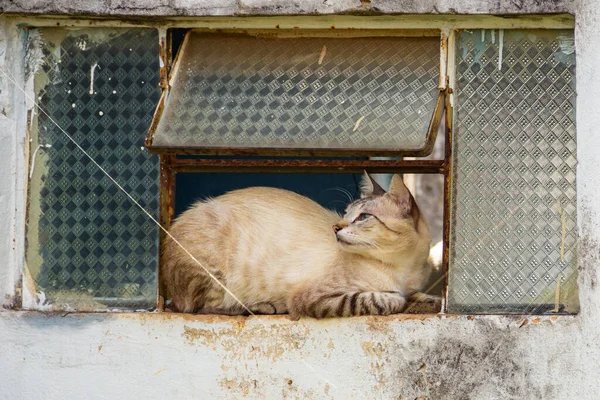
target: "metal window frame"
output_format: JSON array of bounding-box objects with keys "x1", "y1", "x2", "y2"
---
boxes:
[{"x1": 155, "y1": 28, "x2": 453, "y2": 311}]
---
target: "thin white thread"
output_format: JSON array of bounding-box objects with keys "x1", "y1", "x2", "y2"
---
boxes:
[{"x1": 1, "y1": 66, "x2": 254, "y2": 316}]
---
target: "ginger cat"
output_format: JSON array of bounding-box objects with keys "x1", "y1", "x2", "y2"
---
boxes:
[{"x1": 163, "y1": 172, "x2": 438, "y2": 319}]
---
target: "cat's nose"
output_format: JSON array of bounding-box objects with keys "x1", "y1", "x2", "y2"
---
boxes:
[{"x1": 332, "y1": 224, "x2": 342, "y2": 233}]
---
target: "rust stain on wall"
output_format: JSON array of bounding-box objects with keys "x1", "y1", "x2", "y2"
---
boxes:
[
  {"x1": 220, "y1": 378, "x2": 257, "y2": 397},
  {"x1": 181, "y1": 323, "x2": 310, "y2": 362},
  {"x1": 366, "y1": 316, "x2": 393, "y2": 333},
  {"x1": 361, "y1": 341, "x2": 386, "y2": 359},
  {"x1": 181, "y1": 325, "x2": 219, "y2": 347}
]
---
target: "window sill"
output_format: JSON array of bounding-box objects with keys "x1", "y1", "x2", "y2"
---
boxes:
[{"x1": 1, "y1": 308, "x2": 574, "y2": 327}]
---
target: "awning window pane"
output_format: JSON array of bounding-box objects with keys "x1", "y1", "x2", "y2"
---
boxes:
[{"x1": 148, "y1": 31, "x2": 440, "y2": 154}]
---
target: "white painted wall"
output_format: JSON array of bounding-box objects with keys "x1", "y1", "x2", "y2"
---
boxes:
[
  {"x1": 1, "y1": 2, "x2": 599, "y2": 398},
  {"x1": 0, "y1": 18, "x2": 26, "y2": 311},
  {"x1": 0, "y1": 313, "x2": 584, "y2": 399}
]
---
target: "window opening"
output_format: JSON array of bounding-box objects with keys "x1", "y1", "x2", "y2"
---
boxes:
[{"x1": 151, "y1": 28, "x2": 449, "y2": 314}]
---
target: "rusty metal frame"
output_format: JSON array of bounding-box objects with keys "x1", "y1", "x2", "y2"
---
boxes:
[
  {"x1": 157, "y1": 30, "x2": 174, "y2": 311},
  {"x1": 441, "y1": 89, "x2": 453, "y2": 314},
  {"x1": 158, "y1": 155, "x2": 175, "y2": 311},
  {"x1": 441, "y1": 29, "x2": 455, "y2": 314},
  {"x1": 167, "y1": 157, "x2": 445, "y2": 174},
  {"x1": 156, "y1": 131, "x2": 452, "y2": 308},
  {"x1": 156, "y1": 28, "x2": 452, "y2": 311}
]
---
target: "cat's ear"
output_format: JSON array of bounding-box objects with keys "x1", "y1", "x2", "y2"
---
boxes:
[
  {"x1": 388, "y1": 174, "x2": 420, "y2": 227},
  {"x1": 360, "y1": 170, "x2": 385, "y2": 198},
  {"x1": 387, "y1": 174, "x2": 411, "y2": 203}
]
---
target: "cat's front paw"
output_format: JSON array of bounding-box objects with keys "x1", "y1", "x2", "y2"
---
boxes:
[
  {"x1": 374, "y1": 291, "x2": 407, "y2": 315},
  {"x1": 249, "y1": 302, "x2": 278, "y2": 315},
  {"x1": 408, "y1": 292, "x2": 442, "y2": 306}
]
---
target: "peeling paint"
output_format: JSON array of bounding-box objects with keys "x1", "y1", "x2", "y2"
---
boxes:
[
  {"x1": 361, "y1": 341, "x2": 386, "y2": 359},
  {"x1": 181, "y1": 322, "x2": 310, "y2": 362},
  {"x1": 554, "y1": 33, "x2": 576, "y2": 65},
  {"x1": 0, "y1": 309, "x2": 587, "y2": 398},
  {"x1": 28, "y1": 143, "x2": 51, "y2": 179},
  {"x1": 88, "y1": 61, "x2": 98, "y2": 95},
  {"x1": 498, "y1": 28, "x2": 504, "y2": 70},
  {"x1": 23, "y1": 30, "x2": 44, "y2": 111}
]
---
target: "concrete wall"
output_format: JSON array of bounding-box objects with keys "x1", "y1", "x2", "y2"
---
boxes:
[
  {"x1": 1, "y1": 1, "x2": 599, "y2": 398},
  {"x1": 0, "y1": 0, "x2": 576, "y2": 17}
]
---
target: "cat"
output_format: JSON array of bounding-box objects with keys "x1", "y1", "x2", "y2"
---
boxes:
[{"x1": 162, "y1": 172, "x2": 439, "y2": 319}]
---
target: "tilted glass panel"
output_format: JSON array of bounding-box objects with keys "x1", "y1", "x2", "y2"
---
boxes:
[
  {"x1": 449, "y1": 30, "x2": 578, "y2": 314},
  {"x1": 25, "y1": 28, "x2": 161, "y2": 311},
  {"x1": 149, "y1": 31, "x2": 440, "y2": 153}
]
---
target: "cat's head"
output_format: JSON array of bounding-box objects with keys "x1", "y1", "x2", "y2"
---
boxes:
[{"x1": 332, "y1": 172, "x2": 430, "y2": 264}]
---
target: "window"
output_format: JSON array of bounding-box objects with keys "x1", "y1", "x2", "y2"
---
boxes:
[
  {"x1": 25, "y1": 28, "x2": 161, "y2": 310},
  {"x1": 22, "y1": 24, "x2": 577, "y2": 315},
  {"x1": 448, "y1": 29, "x2": 578, "y2": 314}
]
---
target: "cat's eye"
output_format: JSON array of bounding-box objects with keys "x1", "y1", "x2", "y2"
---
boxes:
[{"x1": 354, "y1": 213, "x2": 372, "y2": 223}]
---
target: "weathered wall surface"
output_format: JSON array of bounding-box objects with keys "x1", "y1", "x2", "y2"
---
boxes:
[
  {"x1": 0, "y1": 313, "x2": 584, "y2": 399},
  {"x1": 0, "y1": 0, "x2": 575, "y2": 17},
  {"x1": 1, "y1": 1, "x2": 599, "y2": 399},
  {"x1": 0, "y1": 16, "x2": 26, "y2": 311},
  {"x1": 573, "y1": 0, "x2": 600, "y2": 394}
]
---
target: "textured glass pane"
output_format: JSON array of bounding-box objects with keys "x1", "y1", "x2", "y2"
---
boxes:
[
  {"x1": 25, "y1": 28, "x2": 161, "y2": 311},
  {"x1": 449, "y1": 30, "x2": 578, "y2": 314},
  {"x1": 150, "y1": 31, "x2": 439, "y2": 153}
]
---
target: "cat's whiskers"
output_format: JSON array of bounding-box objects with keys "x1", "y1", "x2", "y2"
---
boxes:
[
  {"x1": 363, "y1": 238, "x2": 402, "y2": 256},
  {"x1": 329, "y1": 187, "x2": 355, "y2": 204},
  {"x1": 345, "y1": 235, "x2": 382, "y2": 250}
]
